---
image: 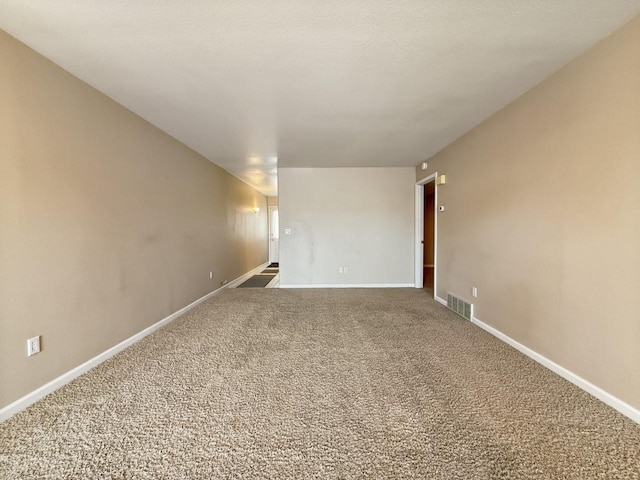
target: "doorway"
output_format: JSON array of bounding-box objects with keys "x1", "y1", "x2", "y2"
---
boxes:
[
  {"x1": 422, "y1": 181, "x2": 435, "y2": 291},
  {"x1": 415, "y1": 173, "x2": 437, "y2": 297},
  {"x1": 268, "y1": 206, "x2": 279, "y2": 264}
]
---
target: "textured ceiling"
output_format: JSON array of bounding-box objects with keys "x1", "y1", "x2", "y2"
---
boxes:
[{"x1": 1, "y1": 1, "x2": 639, "y2": 195}]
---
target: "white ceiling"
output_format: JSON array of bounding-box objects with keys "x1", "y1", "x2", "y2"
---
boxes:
[{"x1": 1, "y1": 2, "x2": 639, "y2": 196}]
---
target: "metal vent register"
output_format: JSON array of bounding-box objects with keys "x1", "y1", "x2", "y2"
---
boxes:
[{"x1": 446, "y1": 293, "x2": 473, "y2": 321}]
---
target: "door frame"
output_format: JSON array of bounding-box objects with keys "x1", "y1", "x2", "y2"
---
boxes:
[
  {"x1": 415, "y1": 172, "x2": 438, "y2": 297},
  {"x1": 268, "y1": 205, "x2": 279, "y2": 264}
]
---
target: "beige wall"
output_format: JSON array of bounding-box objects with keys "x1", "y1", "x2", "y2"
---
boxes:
[
  {"x1": 279, "y1": 168, "x2": 415, "y2": 286},
  {"x1": 417, "y1": 16, "x2": 640, "y2": 409},
  {"x1": 0, "y1": 30, "x2": 268, "y2": 409},
  {"x1": 267, "y1": 196, "x2": 278, "y2": 207}
]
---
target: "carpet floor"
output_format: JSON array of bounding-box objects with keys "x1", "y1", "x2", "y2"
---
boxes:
[{"x1": 1, "y1": 289, "x2": 638, "y2": 479}]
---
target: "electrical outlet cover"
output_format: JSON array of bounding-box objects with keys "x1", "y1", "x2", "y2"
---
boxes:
[{"x1": 27, "y1": 336, "x2": 40, "y2": 356}]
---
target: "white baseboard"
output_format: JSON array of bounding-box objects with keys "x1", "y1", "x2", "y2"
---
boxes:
[
  {"x1": 471, "y1": 315, "x2": 640, "y2": 424},
  {"x1": 435, "y1": 295, "x2": 447, "y2": 306},
  {"x1": 265, "y1": 273, "x2": 280, "y2": 288},
  {"x1": 279, "y1": 283, "x2": 415, "y2": 289},
  {"x1": 0, "y1": 261, "x2": 269, "y2": 423}
]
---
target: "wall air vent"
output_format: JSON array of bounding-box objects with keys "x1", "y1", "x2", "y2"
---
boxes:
[{"x1": 446, "y1": 292, "x2": 473, "y2": 321}]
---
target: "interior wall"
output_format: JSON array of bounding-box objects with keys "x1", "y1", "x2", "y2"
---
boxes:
[
  {"x1": 416, "y1": 16, "x2": 640, "y2": 409},
  {"x1": 278, "y1": 168, "x2": 415, "y2": 286},
  {"x1": 0, "y1": 30, "x2": 268, "y2": 409},
  {"x1": 267, "y1": 196, "x2": 278, "y2": 206}
]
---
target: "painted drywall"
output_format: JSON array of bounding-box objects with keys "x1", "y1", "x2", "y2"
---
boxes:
[
  {"x1": 416, "y1": 16, "x2": 640, "y2": 409},
  {"x1": 267, "y1": 196, "x2": 278, "y2": 206},
  {"x1": 0, "y1": 30, "x2": 268, "y2": 409},
  {"x1": 278, "y1": 168, "x2": 414, "y2": 286}
]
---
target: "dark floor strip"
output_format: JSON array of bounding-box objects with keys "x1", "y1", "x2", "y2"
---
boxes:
[{"x1": 237, "y1": 274, "x2": 276, "y2": 288}]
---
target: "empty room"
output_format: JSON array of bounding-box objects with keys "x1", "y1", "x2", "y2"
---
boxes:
[{"x1": 1, "y1": 1, "x2": 639, "y2": 478}]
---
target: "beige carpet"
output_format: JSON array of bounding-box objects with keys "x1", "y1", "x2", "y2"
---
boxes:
[{"x1": 1, "y1": 289, "x2": 639, "y2": 479}]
